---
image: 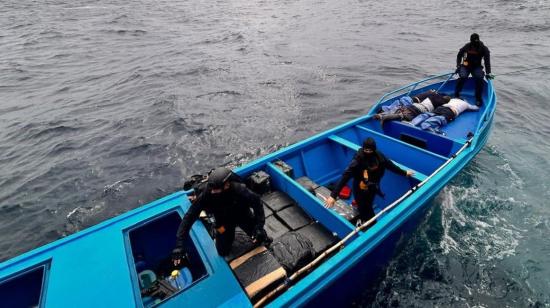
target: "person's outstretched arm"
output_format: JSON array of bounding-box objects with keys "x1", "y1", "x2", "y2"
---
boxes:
[
  {"x1": 175, "y1": 196, "x2": 205, "y2": 249},
  {"x1": 382, "y1": 153, "x2": 414, "y2": 177},
  {"x1": 330, "y1": 157, "x2": 358, "y2": 199},
  {"x1": 483, "y1": 46, "x2": 491, "y2": 74}
]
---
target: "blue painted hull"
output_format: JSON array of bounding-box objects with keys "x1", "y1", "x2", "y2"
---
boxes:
[
  {"x1": 266, "y1": 75, "x2": 496, "y2": 307},
  {"x1": 0, "y1": 73, "x2": 496, "y2": 308}
]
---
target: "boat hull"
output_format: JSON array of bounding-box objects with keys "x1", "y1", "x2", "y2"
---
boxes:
[{"x1": 0, "y1": 75, "x2": 496, "y2": 308}]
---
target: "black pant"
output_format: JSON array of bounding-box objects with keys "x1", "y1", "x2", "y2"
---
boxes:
[
  {"x1": 215, "y1": 211, "x2": 256, "y2": 256},
  {"x1": 353, "y1": 183, "x2": 377, "y2": 222},
  {"x1": 454, "y1": 65, "x2": 485, "y2": 103},
  {"x1": 434, "y1": 106, "x2": 456, "y2": 122}
]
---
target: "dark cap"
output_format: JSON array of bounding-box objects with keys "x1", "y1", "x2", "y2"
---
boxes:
[
  {"x1": 208, "y1": 167, "x2": 232, "y2": 189},
  {"x1": 470, "y1": 33, "x2": 480, "y2": 42},
  {"x1": 362, "y1": 137, "x2": 376, "y2": 151}
]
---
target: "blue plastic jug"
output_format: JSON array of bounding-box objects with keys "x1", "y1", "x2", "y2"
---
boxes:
[{"x1": 168, "y1": 268, "x2": 192, "y2": 290}]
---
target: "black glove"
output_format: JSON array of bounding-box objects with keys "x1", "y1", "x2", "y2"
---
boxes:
[
  {"x1": 486, "y1": 73, "x2": 495, "y2": 80},
  {"x1": 252, "y1": 228, "x2": 272, "y2": 246},
  {"x1": 454, "y1": 66, "x2": 460, "y2": 74}
]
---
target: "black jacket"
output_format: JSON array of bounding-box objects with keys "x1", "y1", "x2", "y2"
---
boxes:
[
  {"x1": 412, "y1": 90, "x2": 449, "y2": 108},
  {"x1": 330, "y1": 149, "x2": 407, "y2": 199},
  {"x1": 456, "y1": 42, "x2": 491, "y2": 74},
  {"x1": 175, "y1": 182, "x2": 264, "y2": 248}
]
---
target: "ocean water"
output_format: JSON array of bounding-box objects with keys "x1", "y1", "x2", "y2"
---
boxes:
[{"x1": 1, "y1": 0, "x2": 549, "y2": 306}]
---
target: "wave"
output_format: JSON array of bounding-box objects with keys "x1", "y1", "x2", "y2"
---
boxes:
[
  {"x1": 195, "y1": 90, "x2": 242, "y2": 98},
  {"x1": 439, "y1": 186, "x2": 524, "y2": 261},
  {"x1": 101, "y1": 29, "x2": 148, "y2": 36}
]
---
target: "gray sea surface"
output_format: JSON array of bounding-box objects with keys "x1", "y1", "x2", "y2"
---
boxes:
[{"x1": 1, "y1": 0, "x2": 549, "y2": 306}]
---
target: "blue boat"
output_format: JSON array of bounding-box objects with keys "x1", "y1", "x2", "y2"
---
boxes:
[{"x1": 0, "y1": 72, "x2": 496, "y2": 307}]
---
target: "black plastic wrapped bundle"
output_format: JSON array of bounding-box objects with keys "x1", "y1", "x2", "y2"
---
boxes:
[
  {"x1": 296, "y1": 223, "x2": 338, "y2": 256},
  {"x1": 246, "y1": 171, "x2": 271, "y2": 195},
  {"x1": 229, "y1": 246, "x2": 287, "y2": 301},
  {"x1": 276, "y1": 205, "x2": 312, "y2": 230},
  {"x1": 273, "y1": 160, "x2": 294, "y2": 178},
  {"x1": 225, "y1": 228, "x2": 256, "y2": 262},
  {"x1": 296, "y1": 176, "x2": 320, "y2": 193},
  {"x1": 264, "y1": 215, "x2": 290, "y2": 240},
  {"x1": 270, "y1": 232, "x2": 315, "y2": 274},
  {"x1": 261, "y1": 191, "x2": 295, "y2": 212}
]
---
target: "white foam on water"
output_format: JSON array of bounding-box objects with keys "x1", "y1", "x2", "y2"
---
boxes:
[
  {"x1": 439, "y1": 185, "x2": 524, "y2": 262},
  {"x1": 496, "y1": 161, "x2": 524, "y2": 190}
]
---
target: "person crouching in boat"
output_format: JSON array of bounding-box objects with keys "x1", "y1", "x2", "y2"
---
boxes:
[
  {"x1": 373, "y1": 91, "x2": 451, "y2": 126},
  {"x1": 172, "y1": 167, "x2": 271, "y2": 263},
  {"x1": 324, "y1": 138, "x2": 414, "y2": 225}
]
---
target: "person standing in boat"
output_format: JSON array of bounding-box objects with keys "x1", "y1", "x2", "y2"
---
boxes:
[
  {"x1": 324, "y1": 138, "x2": 414, "y2": 224},
  {"x1": 454, "y1": 33, "x2": 494, "y2": 106},
  {"x1": 172, "y1": 167, "x2": 270, "y2": 262}
]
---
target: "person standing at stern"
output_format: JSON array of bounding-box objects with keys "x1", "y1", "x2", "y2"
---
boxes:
[{"x1": 454, "y1": 33, "x2": 493, "y2": 106}]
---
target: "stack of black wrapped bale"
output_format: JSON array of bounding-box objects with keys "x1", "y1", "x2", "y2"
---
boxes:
[
  {"x1": 261, "y1": 190, "x2": 313, "y2": 237},
  {"x1": 263, "y1": 214, "x2": 288, "y2": 240},
  {"x1": 229, "y1": 246, "x2": 286, "y2": 302},
  {"x1": 261, "y1": 191, "x2": 294, "y2": 240},
  {"x1": 297, "y1": 223, "x2": 338, "y2": 256},
  {"x1": 243, "y1": 169, "x2": 339, "y2": 280},
  {"x1": 261, "y1": 189, "x2": 339, "y2": 274}
]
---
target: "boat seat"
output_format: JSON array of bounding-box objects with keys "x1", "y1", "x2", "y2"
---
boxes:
[
  {"x1": 229, "y1": 246, "x2": 287, "y2": 302},
  {"x1": 328, "y1": 134, "x2": 428, "y2": 182},
  {"x1": 392, "y1": 161, "x2": 427, "y2": 182}
]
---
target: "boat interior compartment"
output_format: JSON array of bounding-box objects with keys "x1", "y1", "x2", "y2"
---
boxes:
[
  {"x1": 262, "y1": 134, "x2": 430, "y2": 218},
  {"x1": 220, "y1": 165, "x2": 342, "y2": 304},
  {"x1": 358, "y1": 119, "x2": 464, "y2": 157},
  {"x1": 127, "y1": 211, "x2": 208, "y2": 306},
  {"x1": 0, "y1": 264, "x2": 47, "y2": 308},
  {"x1": 331, "y1": 123, "x2": 448, "y2": 176}
]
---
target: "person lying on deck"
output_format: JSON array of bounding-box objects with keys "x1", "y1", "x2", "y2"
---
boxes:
[
  {"x1": 374, "y1": 90, "x2": 451, "y2": 126},
  {"x1": 172, "y1": 167, "x2": 271, "y2": 263},
  {"x1": 410, "y1": 98, "x2": 479, "y2": 134},
  {"x1": 324, "y1": 138, "x2": 414, "y2": 226}
]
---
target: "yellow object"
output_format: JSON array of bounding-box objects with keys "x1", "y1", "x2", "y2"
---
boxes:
[
  {"x1": 363, "y1": 169, "x2": 369, "y2": 181},
  {"x1": 359, "y1": 169, "x2": 369, "y2": 190},
  {"x1": 171, "y1": 270, "x2": 180, "y2": 277}
]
